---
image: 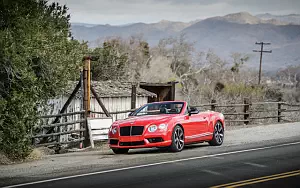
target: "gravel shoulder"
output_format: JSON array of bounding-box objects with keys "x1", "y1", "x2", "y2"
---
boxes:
[{"x1": 1, "y1": 122, "x2": 300, "y2": 186}]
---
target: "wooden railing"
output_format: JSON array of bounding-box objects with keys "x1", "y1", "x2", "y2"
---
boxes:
[
  {"x1": 33, "y1": 111, "x2": 86, "y2": 147},
  {"x1": 192, "y1": 99, "x2": 300, "y2": 125},
  {"x1": 91, "y1": 99, "x2": 300, "y2": 125}
]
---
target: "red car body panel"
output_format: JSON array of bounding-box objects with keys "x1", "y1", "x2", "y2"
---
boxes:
[{"x1": 108, "y1": 101, "x2": 225, "y2": 149}]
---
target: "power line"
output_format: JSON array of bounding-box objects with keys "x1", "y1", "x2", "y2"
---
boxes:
[{"x1": 253, "y1": 42, "x2": 272, "y2": 85}]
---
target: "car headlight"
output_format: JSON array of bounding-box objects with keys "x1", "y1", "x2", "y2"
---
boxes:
[
  {"x1": 148, "y1": 125, "x2": 158, "y2": 132},
  {"x1": 111, "y1": 127, "x2": 117, "y2": 134},
  {"x1": 158, "y1": 123, "x2": 167, "y2": 130}
]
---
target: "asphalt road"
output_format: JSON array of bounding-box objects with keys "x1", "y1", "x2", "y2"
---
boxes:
[{"x1": 3, "y1": 140, "x2": 300, "y2": 188}]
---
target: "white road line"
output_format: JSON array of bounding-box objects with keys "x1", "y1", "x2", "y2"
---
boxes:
[
  {"x1": 244, "y1": 162, "x2": 266, "y2": 168},
  {"x1": 202, "y1": 169, "x2": 222, "y2": 176},
  {"x1": 213, "y1": 156, "x2": 224, "y2": 159},
  {"x1": 2, "y1": 141, "x2": 300, "y2": 188}
]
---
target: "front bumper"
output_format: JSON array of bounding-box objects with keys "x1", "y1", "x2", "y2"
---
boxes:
[{"x1": 108, "y1": 134, "x2": 172, "y2": 149}]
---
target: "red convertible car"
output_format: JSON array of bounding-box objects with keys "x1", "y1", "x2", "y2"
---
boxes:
[{"x1": 108, "y1": 101, "x2": 225, "y2": 154}]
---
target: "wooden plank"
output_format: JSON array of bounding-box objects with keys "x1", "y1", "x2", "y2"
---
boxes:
[
  {"x1": 226, "y1": 120, "x2": 250, "y2": 122},
  {"x1": 281, "y1": 103, "x2": 300, "y2": 107},
  {"x1": 39, "y1": 111, "x2": 85, "y2": 119},
  {"x1": 92, "y1": 130, "x2": 109, "y2": 135},
  {"x1": 33, "y1": 129, "x2": 86, "y2": 138},
  {"x1": 249, "y1": 110, "x2": 278, "y2": 113},
  {"x1": 93, "y1": 135, "x2": 108, "y2": 140},
  {"x1": 91, "y1": 109, "x2": 135, "y2": 115},
  {"x1": 191, "y1": 104, "x2": 216, "y2": 107},
  {"x1": 89, "y1": 118, "x2": 113, "y2": 130},
  {"x1": 36, "y1": 137, "x2": 85, "y2": 147},
  {"x1": 87, "y1": 119, "x2": 94, "y2": 148},
  {"x1": 251, "y1": 101, "x2": 280, "y2": 105},
  {"x1": 223, "y1": 113, "x2": 249, "y2": 115},
  {"x1": 217, "y1": 104, "x2": 247, "y2": 107},
  {"x1": 91, "y1": 86, "x2": 111, "y2": 117},
  {"x1": 281, "y1": 109, "x2": 300, "y2": 112},
  {"x1": 250, "y1": 116, "x2": 285, "y2": 120},
  {"x1": 41, "y1": 119, "x2": 85, "y2": 128}
]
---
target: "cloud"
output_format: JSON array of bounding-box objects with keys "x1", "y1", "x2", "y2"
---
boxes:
[{"x1": 49, "y1": 0, "x2": 300, "y2": 24}]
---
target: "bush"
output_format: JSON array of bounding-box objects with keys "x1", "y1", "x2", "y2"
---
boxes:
[{"x1": 0, "y1": 0, "x2": 87, "y2": 160}]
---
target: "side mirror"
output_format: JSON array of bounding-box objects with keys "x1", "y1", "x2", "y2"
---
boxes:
[{"x1": 188, "y1": 107, "x2": 199, "y2": 116}]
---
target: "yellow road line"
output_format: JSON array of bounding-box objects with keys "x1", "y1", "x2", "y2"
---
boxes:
[{"x1": 211, "y1": 170, "x2": 300, "y2": 188}]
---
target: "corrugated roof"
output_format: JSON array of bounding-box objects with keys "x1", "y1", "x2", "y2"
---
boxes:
[{"x1": 66, "y1": 81, "x2": 157, "y2": 98}]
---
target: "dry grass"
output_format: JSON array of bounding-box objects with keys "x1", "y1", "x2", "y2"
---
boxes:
[
  {"x1": 0, "y1": 147, "x2": 55, "y2": 165},
  {"x1": 0, "y1": 152, "x2": 13, "y2": 165}
]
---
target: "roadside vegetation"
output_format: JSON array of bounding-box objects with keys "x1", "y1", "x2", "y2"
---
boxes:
[{"x1": 0, "y1": 0, "x2": 299, "y2": 161}]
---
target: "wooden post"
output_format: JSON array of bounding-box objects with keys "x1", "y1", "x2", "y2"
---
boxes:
[
  {"x1": 91, "y1": 86, "x2": 111, "y2": 117},
  {"x1": 278, "y1": 97, "x2": 282, "y2": 123},
  {"x1": 170, "y1": 81, "x2": 176, "y2": 101},
  {"x1": 244, "y1": 98, "x2": 250, "y2": 125},
  {"x1": 131, "y1": 84, "x2": 137, "y2": 109},
  {"x1": 211, "y1": 99, "x2": 216, "y2": 111},
  {"x1": 83, "y1": 56, "x2": 91, "y2": 147}
]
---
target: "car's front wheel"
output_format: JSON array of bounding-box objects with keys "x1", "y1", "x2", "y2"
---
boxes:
[
  {"x1": 111, "y1": 148, "x2": 129, "y2": 154},
  {"x1": 169, "y1": 125, "x2": 185, "y2": 152},
  {"x1": 209, "y1": 121, "x2": 224, "y2": 146}
]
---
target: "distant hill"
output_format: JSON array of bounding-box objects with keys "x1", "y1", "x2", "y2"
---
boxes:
[
  {"x1": 256, "y1": 13, "x2": 300, "y2": 25},
  {"x1": 71, "y1": 12, "x2": 300, "y2": 71},
  {"x1": 71, "y1": 20, "x2": 193, "y2": 46},
  {"x1": 208, "y1": 12, "x2": 288, "y2": 25}
]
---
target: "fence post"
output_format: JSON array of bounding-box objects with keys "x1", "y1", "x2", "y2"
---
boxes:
[
  {"x1": 83, "y1": 56, "x2": 91, "y2": 147},
  {"x1": 170, "y1": 81, "x2": 176, "y2": 101},
  {"x1": 278, "y1": 97, "x2": 282, "y2": 123},
  {"x1": 243, "y1": 98, "x2": 250, "y2": 125},
  {"x1": 131, "y1": 84, "x2": 137, "y2": 109},
  {"x1": 211, "y1": 99, "x2": 216, "y2": 111}
]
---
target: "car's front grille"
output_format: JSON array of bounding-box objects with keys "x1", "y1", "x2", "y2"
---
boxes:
[
  {"x1": 119, "y1": 141, "x2": 145, "y2": 146},
  {"x1": 120, "y1": 126, "x2": 144, "y2": 136},
  {"x1": 120, "y1": 126, "x2": 131, "y2": 136},
  {"x1": 131, "y1": 126, "x2": 144, "y2": 135}
]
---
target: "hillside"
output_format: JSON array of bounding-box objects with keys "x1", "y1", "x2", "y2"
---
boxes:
[
  {"x1": 257, "y1": 13, "x2": 300, "y2": 25},
  {"x1": 71, "y1": 12, "x2": 300, "y2": 71}
]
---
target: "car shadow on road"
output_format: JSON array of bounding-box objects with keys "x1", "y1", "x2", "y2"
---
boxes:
[{"x1": 127, "y1": 143, "x2": 209, "y2": 155}]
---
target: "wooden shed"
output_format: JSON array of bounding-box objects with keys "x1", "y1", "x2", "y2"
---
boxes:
[{"x1": 46, "y1": 81, "x2": 157, "y2": 122}]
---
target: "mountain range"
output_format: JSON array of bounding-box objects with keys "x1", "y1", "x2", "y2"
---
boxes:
[{"x1": 71, "y1": 12, "x2": 300, "y2": 71}]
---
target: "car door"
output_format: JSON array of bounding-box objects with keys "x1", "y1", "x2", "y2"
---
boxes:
[{"x1": 183, "y1": 106, "x2": 209, "y2": 142}]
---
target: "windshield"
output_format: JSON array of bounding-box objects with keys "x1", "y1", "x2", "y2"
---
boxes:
[{"x1": 133, "y1": 102, "x2": 184, "y2": 116}]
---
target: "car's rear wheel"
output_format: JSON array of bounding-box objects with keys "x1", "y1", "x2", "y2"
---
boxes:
[
  {"x1": 209, "y1": 121, "x2": 224, "y2": 146},
  {"x1": 112, "y1": 148, "x2": 129, "y2": 154},
  {"x1": 169, "y1": 125, "x2": 184, "y2": 152}
]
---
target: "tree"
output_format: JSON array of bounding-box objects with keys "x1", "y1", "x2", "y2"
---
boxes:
[
  {"x1": 91, "y1": 36, "x2": 151, "y2": 82},
  {"x1": 0, "y1": 0, "x2": 87, "y2": 159}
]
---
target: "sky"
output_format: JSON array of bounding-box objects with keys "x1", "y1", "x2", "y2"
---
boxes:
[{"x1": 49, "y1": 0, "x2": 300, "y2": 25}]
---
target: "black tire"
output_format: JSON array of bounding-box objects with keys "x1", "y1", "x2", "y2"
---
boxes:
[
  {"x1": 169, "y1": 125, "x2": 185, "y2": 152},
  {"x1": 112, "y1": 148, "x2": 129, "y2": 154},
  {"x1": 209, "y1": 121, "x2": 224, "y2": 146}
]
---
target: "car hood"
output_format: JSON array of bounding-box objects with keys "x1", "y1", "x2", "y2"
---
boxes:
[{"x1": 116, "y1": 115, "x2": 174, "y2": 127}]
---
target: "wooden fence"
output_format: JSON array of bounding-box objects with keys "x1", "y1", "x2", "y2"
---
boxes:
[
  {"x1": 91, "y1": 98, "x2": 300, "y2": 125},
  {"x1": 32, "y1": 111, "x2": 86, "y2": 148},
  {"x1": 191, "y1": 98, "x2": 300, "y2": 125}
]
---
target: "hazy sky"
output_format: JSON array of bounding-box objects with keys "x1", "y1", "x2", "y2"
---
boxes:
[{"x1": 49, "y1": 0, "x2": 300, "y2": 25}]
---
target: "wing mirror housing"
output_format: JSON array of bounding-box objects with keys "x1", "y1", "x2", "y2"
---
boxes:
[
  {"x1": 188, "y1": 107, "x2": 199, "y2": 116},
  {"x1": 128, "y1": 111, "x2": 134, "y2": 117}
]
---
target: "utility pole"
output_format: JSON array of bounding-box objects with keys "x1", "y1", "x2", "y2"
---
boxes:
[{"x1": 253, "y1": 42, "x2": 272, "y2": 85}]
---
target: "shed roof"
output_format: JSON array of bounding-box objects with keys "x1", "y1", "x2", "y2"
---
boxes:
[{"x1": 66, "y1": 81, "x2": 157, "y2": 98}]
